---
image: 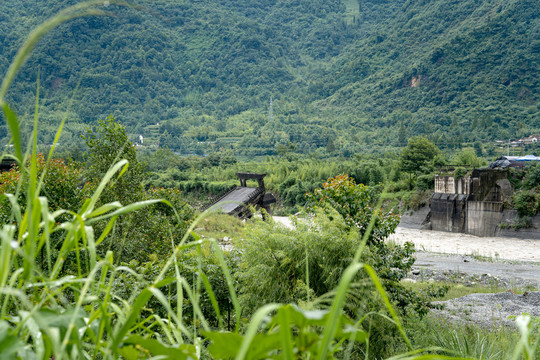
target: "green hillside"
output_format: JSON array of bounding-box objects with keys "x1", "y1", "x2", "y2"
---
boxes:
[
  {"x1": 0, "y1": 0, "x2": 538, "y2": 155},
  {"x1": 319, "y1": 0, "x2": 540, "y2": 148}
]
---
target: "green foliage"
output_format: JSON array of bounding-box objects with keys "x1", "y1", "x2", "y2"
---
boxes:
[
  {"x1": 83, "y1": 115, "x2": 146, "y2": 205},
  {"x1": 524, "y1": 162, "x2": 540, "y2": 189},
  {"x1": 454, "y1": 166, "x2": 468, "y2": 179},
  {"x1": 409, "y1": 316, "x2": 521, "y2": 360},
  {"x1": 474, "y1": 141, "x2": 484, "y2": 157},
  {"x1": 238, "y1": 212, "x2": 360, "y2": 312},
  {"x1": 416, "y1": 174, "x2": 435, "y2": 190},
  {"x1": 76, "y1": 116, "x2": 196, "y2": 264},
  {"x1": 433, "y1": 152, "x2": 449, "y2": 168},
  {"x1": 395, "y1": 189, "x2": 433, "y2": 210},
  {"x1": 453, "y1": 148, "x2": 486, "y2": 168},
  {"x1": 1, "y1": 0, "x2": 538, "y2": 156},
  {"x1": 513, "y1": 190, "x2": 540, "y2": 217},
  {"x1": 142, "y1": 148, "x2": 185, "y2": 173},
  {"x1": 400, "y1": 136, "x2": 440, "y2": 176},
  {"x1": 302, "y1": 176, "x2": 443, "y2": 327},
  {"x1": 500, "y1": 215, "x2": 533, "y2": 230},
  {"x1": 204, "y1": 304, "x2": 367, "y2": 359},
  {"x1": 237, "y1": 209, "x2": 441, "y2": 358},
  {"x1": 0, "y1": 153, "x2": 84, "y2": 224},
  {"x1": 306, "y1": 175, "x2": 400, "y2": 244},
  {"x1": 114, "y1": 242, "x2": 239, "y2": 331}
]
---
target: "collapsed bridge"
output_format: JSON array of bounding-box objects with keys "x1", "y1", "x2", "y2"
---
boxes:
[{"x1": 207, "y1": 173, "x2": 276, "y2": 218}]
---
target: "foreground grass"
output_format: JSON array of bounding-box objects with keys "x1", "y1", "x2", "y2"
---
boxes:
[{"x1": 407, "y1": 316, "x2": 521, "y2": 360}]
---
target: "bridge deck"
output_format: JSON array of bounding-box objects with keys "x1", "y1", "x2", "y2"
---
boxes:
[{"x1": 211, "y1": 186, "x2": 264, "y2": 214}]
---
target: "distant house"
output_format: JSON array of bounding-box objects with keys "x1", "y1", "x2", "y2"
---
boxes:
[{"x1": 518, "y1": 134, "x2": 540, "y2": 145}]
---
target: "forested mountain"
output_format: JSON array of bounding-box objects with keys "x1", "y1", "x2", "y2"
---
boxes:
[{"x1": 0, "y1": 0, "x2": 538, "y2": 156}]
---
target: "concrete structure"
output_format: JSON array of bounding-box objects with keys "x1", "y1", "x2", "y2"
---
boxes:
[{"x1": 430, "y1": 169, "x2": 512, "y2": 237}]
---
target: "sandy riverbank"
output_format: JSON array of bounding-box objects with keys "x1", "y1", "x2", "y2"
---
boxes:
[
  {"x1": 389, "y1": 227, "x2": 540, "y2": 262},
  {"x1": 273, "y1": 216, "x2": 540, "y2": 262}
]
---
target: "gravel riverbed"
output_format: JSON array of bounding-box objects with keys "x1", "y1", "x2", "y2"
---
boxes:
[{"x1": 273, "y1": 216, "x2": 540, "y2": 326}]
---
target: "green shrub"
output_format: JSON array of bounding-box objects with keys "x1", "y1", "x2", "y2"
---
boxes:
[
  {"x1": 238, "y1": 211, "x2": 357, "y2": 312},
  {"x1": 401, "y1": 189, "x2": 431, "y2": 210},
  {"x1": 454, "y1": 166, "x2": 468, "y2": 179},
  {"x1": 416, "y1": 173, "x2": 435, "y2": 190},
  {"x1": 305, "y1": 175, "x2": 400, "y2": 244},
  {"x1": 388, "y1": 179, "x2": 411, "y2": 192},
  {"x1": 524, "y1": 162, "x2": 540, "y2": 189},
  {"x1": 0, "y1": 154, "x2": 85, "y2": 225},
  {"x1": 453, "y1": 148, "x2": 485, "y2": 168},
  {"x1": 237, "y1": 210, "x2": 439, "y2": 358},
  {"x1": 513, "y1": 190, "x2": 540, "y2": 217}
]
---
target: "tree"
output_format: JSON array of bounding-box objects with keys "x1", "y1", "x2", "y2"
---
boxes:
[
  {"x1": 453, "y1": 148, "x2": 485, "y2": 168},
  {"x1": 473, "y1": 141, "x2": 483, "y2": 157},
  {"x1": 142, "y1": 148, "x2": 182, "y2": 172},
  {"x1": 83, "y1": 115, "x2": 146, "y2": 205},
  {"x1": 398, "y1": 121, "x2": 407, "y2": 146},
  {"x1": 82, "y1": 116, "x2": 196, "y2": 264},
  {"x1": 399, "y1": 136, "x2": 439, "y2": 188},
  {"x1": 305, "y1": 175, "x2": 399, "y2": 244}
]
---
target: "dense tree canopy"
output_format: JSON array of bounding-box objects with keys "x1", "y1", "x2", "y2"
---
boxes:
[{"x1": 0, "y1": 0, "x2": 538, "y2": 156}]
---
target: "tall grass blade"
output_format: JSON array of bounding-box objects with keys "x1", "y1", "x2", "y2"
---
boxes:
[
  {"x1": 112, "y1": 288, "x2": 154, "y2": 350},
  {"x1": 199, "y1": 269, "x2": 224, "y2": 329},
  {"x1": 82, "y1": 159, "x2": 128, "y2": 214},
  {"x1": 211, "y1": 240, "x2": 241, "y2": 331},
  {"x1": 277, "y1": 306, "x2": 294, "y2": 360},
  {"x1": 362, "y1": 264, "x2": 412, "y2": 350},
  {"x1": 2, "y1": 104, "x2": 23, "y2": 165},
  {"x1": 318, "y1": 263, "x2": 363, "y2": 360},
  {"x1": 86, "y1": 199, "x2": 164, "y2": 223},
  {"x1": 234, "y1": 303, "x2": 281, "y2": 360}
]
